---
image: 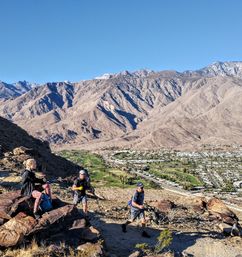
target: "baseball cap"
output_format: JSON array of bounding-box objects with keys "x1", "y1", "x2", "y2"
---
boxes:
[
  {"x1": 79, "y1": 169, "x2": 86, "y2": 175},
  {"x1": 137, "y1": 182, "x2": 144, "y2": 188}
]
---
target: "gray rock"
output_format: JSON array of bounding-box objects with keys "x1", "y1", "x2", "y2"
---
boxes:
[{"x1": 129, "y1": 250, "x2": 142, "y2": 257}]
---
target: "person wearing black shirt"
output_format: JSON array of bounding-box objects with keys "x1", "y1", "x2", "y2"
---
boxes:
[
  {"x1": 72, "y1": 169, "x2": 89, "y2": 216},
  {"x1": 21, "y1": 159, "x2": 52, "y2": 219}
]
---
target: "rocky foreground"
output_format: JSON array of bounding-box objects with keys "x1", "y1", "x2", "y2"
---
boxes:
[
  {"x1": 0, "y1": 190, "x2": 102, "y2": 256},
  {"x1": 1, "y1": 182, "x2": 242, "y2": 257},
  {"x1": 1, "y1": 146, "x2": 242, "y2": 256},
  {"x1": 1, "y1": 122, "x2": 242, "y2": 256}
]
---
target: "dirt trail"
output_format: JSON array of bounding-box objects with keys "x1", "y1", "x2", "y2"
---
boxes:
[{"x1": 85, "y1": 188, "x2": 242, "y2": 257}]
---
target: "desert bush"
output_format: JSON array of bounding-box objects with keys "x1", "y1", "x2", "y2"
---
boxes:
[{"x1": 155, "y1": 229, "x2": 173, "y2": 254}]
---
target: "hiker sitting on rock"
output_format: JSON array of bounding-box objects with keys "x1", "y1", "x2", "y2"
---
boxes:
[
  {"x1": 121, "y1": 182, "x2": 150, "y2": 238},
  {"x1": 72, "y1": 169, "x2": 89, "y2": 217},
  {"x1": 21, "y1": 158, "x2": 52, "y2": 219}
]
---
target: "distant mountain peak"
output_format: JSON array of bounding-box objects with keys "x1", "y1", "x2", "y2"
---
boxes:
[
  {"x1": 197, "y1": 61, "x2": 242, "y2": 77},
  {"x1": 95, "y1": 73, "x2": 113, "y2": 80},
  {"x1": 183, "y1": 61, "x2": 242, "y2": 78}
]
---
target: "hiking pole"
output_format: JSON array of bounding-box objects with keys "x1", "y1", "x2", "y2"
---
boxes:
[{"x1": 87, "y1": 187, "x2": 103, "y2": 211}]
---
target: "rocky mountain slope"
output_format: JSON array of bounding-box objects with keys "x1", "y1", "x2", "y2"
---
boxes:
[
  {"x1": 0, "y1": 116, "x2": 79, "y2": 177},
  {"x1": 0, "y1": 80, "x2": 37, "y2": 100},
  {"x1": 1, "y1": 62, "x2": 242, "y2": 150}
]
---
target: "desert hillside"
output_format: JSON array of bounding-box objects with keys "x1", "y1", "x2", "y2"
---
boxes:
[
  {"x1": 1, "y1": 62, "x2": 242, "y2": 150},
  {"x1": 0, "y1": 116, "x2": 79, "y2": 177}
]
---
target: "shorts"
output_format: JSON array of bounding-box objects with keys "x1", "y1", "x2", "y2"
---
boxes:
[
  {"x1": 73, "y1": 194, "x2": 87, "y2": 205},
  {"x1": 130, "y1": 208, "x2": 145, "y2": 221}
]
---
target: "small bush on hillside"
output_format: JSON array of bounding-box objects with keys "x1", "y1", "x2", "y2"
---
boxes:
[
  {"x1": 135, "y1": 243, "x2": 151, "y2": 255},
  {"x1": 155, "y1": 229, "x2": 173, "y2": 253}
]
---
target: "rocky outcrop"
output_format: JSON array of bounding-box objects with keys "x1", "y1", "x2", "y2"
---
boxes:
[
  {"x1": 0, "y1": 191, "x2": 101, "y2": 249},
  {"x1": 207, "y1": 197, "x2": 238, "y2": 225},
  {"x1": 189, "y1": 196, "x2": 207, "y2": 213},
  {"x1": 77, "y1": 242, "x2": 103, "y2": 257},
  {"x1": 0, "y1": 212, "x2": 37, "y2": 247},
  {"x1": 0, "y1": 191, "x2": 21, "y2": 215},
  {"x1": 155, "y1": 200, "x2": 175, "y2": 214},
  {"x1": 0, "y1": 117, "x2": 79, "y2": 178}
]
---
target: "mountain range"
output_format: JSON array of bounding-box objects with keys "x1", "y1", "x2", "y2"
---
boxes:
[{"x1": 1, "y1": 61, "x2": 242, "y2": 150}]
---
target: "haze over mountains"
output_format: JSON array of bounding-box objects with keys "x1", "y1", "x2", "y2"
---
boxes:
[{"x1": 1, "y1": 61, "x2": 242, "y2": 150}]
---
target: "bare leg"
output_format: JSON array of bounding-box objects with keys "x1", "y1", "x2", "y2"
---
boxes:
[
  {"x1": 140, "y1": 216, "x2": 150, "y2": 238},
  {"x1": 141, "y1": 218, "x2": 146, "y2": 228},
  {"x1": 83, "y1": 201, "x2": 88, "y2": 216},
  {"x1": 42, "y1": 183, "x2": 52, "y2": 200},
  {"x1": 32, "y1": 190, "x2": 42, "y2": 214}
]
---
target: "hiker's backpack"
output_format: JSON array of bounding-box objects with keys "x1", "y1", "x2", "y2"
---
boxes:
[
  {"x1": 40, "y1": 194, "x2": 53, "y2": 212},
  {"x1": 128, "y1": 191, "x2": 142, "y2": 207},
  {"x1": 128, "y1": 193, "x2": 135, "y2": 207}
]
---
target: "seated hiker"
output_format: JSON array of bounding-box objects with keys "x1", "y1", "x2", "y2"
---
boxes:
[
  {"x1": 21, "y1": 158, "x2": 52, "y2": 219},
  {"x1": 72, "y1": 169, "x2": 89, "y2": 217},
  {"x1": 121, "y1": 182, "x2": 150, "y2": 238}
]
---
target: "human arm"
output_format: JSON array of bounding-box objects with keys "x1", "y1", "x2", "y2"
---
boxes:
[
  {"x1": 21, "y1": 170, "x2": 30, "y2": 184},
  {"x1": 72, "y1": 179, "x2": 84, "y2": 191}
]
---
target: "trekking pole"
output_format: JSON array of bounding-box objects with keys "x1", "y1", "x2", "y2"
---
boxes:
[{"x1": 88, "y1": 187, "x2": 103, "y2": 211}]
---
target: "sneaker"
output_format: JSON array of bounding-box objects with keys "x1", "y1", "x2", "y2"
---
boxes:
[
  {"x1": 142, "y1": 231, "x2": 151, "y2": 238},
  {"x1": 121, "y1": 224, "x2": 127, "y2": 233}
]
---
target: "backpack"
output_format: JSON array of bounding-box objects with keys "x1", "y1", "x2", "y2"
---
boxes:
[
  {"x1": 128, "y1": 191, "x2": 142, "y2": 207},
  {"x1": 40, "y1": 194, "x2": 53, "y2": 212}
]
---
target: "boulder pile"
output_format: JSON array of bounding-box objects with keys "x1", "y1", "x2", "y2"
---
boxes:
[{"x1": 0, "y1": 191, "x2": 103, "y2": 255}]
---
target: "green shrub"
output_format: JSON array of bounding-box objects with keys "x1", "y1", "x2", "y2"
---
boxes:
[
  {"x1": 135, "y1": 243, "x2": 150, "y2": 255},
  {"x1": 155, "y1": 229, "x2": 173, "y2": 253}
]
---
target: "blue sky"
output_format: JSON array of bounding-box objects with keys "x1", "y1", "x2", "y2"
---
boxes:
[{"x1": 0, "y1": 0, "x2": 242, "y2": 84}]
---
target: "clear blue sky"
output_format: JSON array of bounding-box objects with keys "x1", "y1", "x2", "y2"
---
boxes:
[{"x1": 0, "y1": 0, "x2": 242, "y2": 84}]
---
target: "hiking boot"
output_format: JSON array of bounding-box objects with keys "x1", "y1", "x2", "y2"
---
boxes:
[
  {"x1": 34, "y1": 212, "x2": 41, "y2": 220},
  {"x1": 231, "y1": 223, "x2": 241, "y2": 237},
  {"x1": 121, "y1": 224, "x2": 127, "y2": 233},
  {"x1": 141, "y1": 231, "x2": 151, "y2": 238}
]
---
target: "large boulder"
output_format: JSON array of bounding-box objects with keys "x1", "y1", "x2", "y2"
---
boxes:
[
  {"x1": 0, "y1": 191, "x2": 21, "y2": 214},
  {"x1": 0, "y1": 190, "x2": 86, "y2": 248},
  {"x1": 67, "y1": 220, "x2": 100, "y2": 245},
  {"x1": 0, "y1": 212, "x2": 37, "y2": 247},
  {"x1": 77, "y1": 242, "x2": 103, "y2": 257},
  {"x1": 129, "y1": 251, "x2": 142, "y2": 257},
  {"x1": 0, "y1": 211, "x2": 11, "y2": 226},
  {"x1": 39, "y1": 204, "x2": 77, "y2": 226},
  {"x1": 189, "y1": 196, "x2": 207, "y2": 213},
  {"x1": 207, "y1": 197, "x2": 238, "y2": 225},
  {"x1": 13, "y1": 146, "x2": 34, "y2": 156},
  {"x1": 79, "y1": 226, "x2": 100, "y2": 242},
  {"x1": 155, "y1": 200, "x2": 175, "y2": 214}
]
